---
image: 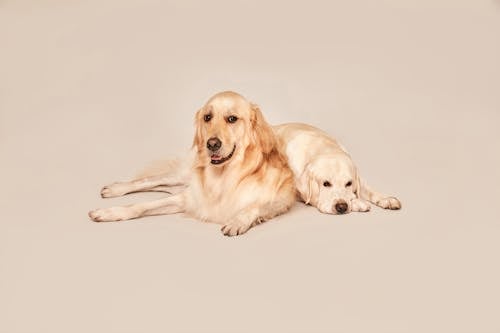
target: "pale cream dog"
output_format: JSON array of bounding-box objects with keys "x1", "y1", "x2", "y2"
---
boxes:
[
  {"x1": 89, "y1": 91, "x2": 296, "y2": 236},
  {"x1": 273, "y1": 123, "x2": 401, "y2": 214}
]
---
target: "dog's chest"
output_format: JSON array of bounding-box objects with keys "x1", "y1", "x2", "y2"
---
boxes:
[{"x1": 186, "y1": 176, "x2": 257, "y2": 224}]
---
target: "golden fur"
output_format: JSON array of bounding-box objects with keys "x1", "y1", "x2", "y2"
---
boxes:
[{"x1": 89, "y1": 91, "x2": 296, "y2": 236}]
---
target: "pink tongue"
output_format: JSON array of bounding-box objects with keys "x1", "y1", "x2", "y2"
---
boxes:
[{"x1": 211, "y1": 155, "x2": 221, "y2": 160}]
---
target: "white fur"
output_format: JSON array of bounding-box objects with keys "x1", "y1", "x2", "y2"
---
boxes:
[{"x1": 273, "y1": 123, "x2": 401, "y2": 214}]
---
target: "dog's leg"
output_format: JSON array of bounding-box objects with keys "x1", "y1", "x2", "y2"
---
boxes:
[
  {"x1": 221, "y1": 199, "x2": 293, "y2": 237},
  {"x1": 220, "y1": 206, "x2": 260, "y2": 237},
  {"x1": 100, "y1": 173, "x2": 187, "y2": 198},
  {"x1": 351, "y1": 198, "x2": 371, "y2": 212},
  {"x1": 144, "y1": 185, "x2": 172, "y2": 193},
  {"x1": 88, "y1": 194, "x2": 184, "y2": 222},
  {"x1": 359, "y1": 179, "x2": 401, "y2": 210},
  {"x1": 143, "y1": 185, "x2": 187, "y2": 194}
]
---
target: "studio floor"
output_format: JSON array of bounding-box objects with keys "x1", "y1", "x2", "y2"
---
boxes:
[{"x1": 1, "y1": 1, "x2": 499, "y2": 332}]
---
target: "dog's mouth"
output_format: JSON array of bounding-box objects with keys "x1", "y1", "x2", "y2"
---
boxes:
[{"x1": 210, "y1": 145, "x2": 236, "y2": 165}]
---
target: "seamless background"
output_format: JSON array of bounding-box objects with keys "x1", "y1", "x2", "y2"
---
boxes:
[{"x1": 1, "y1": 1, "x2": 499, "y2": 332}]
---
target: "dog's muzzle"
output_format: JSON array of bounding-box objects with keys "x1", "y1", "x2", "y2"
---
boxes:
[{"x1": 210, "y1": 144, "x2": 236, "y2": 165}]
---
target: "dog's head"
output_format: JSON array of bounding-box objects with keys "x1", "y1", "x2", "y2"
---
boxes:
[
  {"x1": 193, "y1": 91, "x2": 275, "y2": 167},
  {"x1": 298, "y1": 154, "x2": 361, "y2": 214}
]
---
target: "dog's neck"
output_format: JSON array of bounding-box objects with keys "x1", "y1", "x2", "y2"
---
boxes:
[{"x1": 195, "y1": 140, "x2": 289, "y2": 187}]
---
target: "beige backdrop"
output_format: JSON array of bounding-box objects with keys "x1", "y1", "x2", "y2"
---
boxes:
[{"x1": 1, "y1": 0, "x2": 499, "y2": 332}]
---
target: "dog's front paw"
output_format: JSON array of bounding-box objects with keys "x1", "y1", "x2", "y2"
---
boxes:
[
  {"x1": 221, "y1": 221, "x2": 252, "y2": 237},
  {"x1": 88, "y1": 207, "x2": 132, "y2": 222},
  {"x1": 376, "y1": 197, "x2": 401, "y2": 210},
  {"x1": 101, "y1": 182, "x2": 129, "y2": 198},
  {"x1": 351, "y1": 198, "x2": 371, "y2": 212}
]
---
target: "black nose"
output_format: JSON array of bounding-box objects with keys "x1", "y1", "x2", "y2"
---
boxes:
[
  {"x1": 335, "y1": 201, "x2": 348, "y2": 214},
  {"x1": 207, "y1": 137, "x2": 222, "y2": 151}
]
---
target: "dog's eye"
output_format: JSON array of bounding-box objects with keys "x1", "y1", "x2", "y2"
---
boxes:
[
  {"x1": 227, "y1": 115, "x2": 238, "y2": 123},
  {"x1": 345, "y1": 181, "x2": 352, "y2": 187},
  {"x1": 204, "y1": 114, "x2": 212, "y2": 122},
  {"x1": 323, "y1": 181, "x2": 331, "y2": 187}
]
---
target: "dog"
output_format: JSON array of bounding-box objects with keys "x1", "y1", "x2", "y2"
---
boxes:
[
  {"x1": 273, "y1": 123, "x2": 401, "y2": 214},
  {"x1": 88, "y1": 91, "x2": 296, "y2": 236}
]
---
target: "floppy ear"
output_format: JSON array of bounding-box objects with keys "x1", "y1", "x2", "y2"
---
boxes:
[
  {"x1": 297, "y1": 165, "x2": 318, "y2": 205},
  {"x1": 306, "y1": 178, "x2": 314, "y2": 204},
  {"x1": 306, "y1": 177, "x2": 320, "y2": 205},
  {"x1": 192, "y1": 108, "x2": 203, "y2": 150},
  {"x1": 297, "y1": 170, "x2": 311, "y2": 204},
  {"x1": 250, "y1": 103, "x2": 276, "y2": 154},
  {"x1": 354, "y1": 169, "x2": 362, "y2": 199}
]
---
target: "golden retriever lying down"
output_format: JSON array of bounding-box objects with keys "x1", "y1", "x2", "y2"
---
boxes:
[
  {"x1": 88, "y1": 91, "x2": 296, "y2": 236},
  {"x1": 274, "y1": 123, "x2": 401, "y2": 214}
]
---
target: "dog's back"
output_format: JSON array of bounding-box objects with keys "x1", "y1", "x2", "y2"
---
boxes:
[{"x1": 273, "y1": 123, "x2": 347, "y2": 176}]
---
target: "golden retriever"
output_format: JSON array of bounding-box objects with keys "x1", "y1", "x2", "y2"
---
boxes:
[
  {"x1": 273, "y1": 123, "x2": 401, "y2": 214},
  {"x1": 88, "y1": 91, "x2": 296, "y2": 236}
]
